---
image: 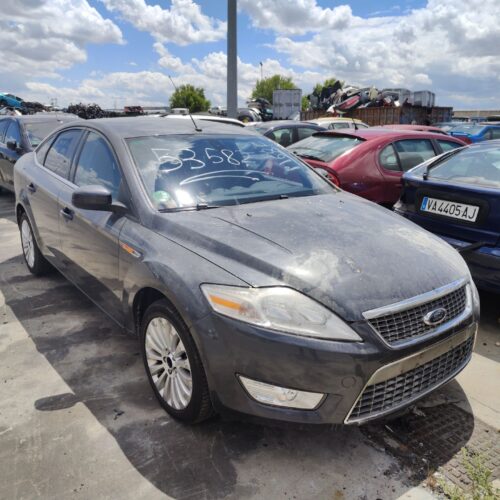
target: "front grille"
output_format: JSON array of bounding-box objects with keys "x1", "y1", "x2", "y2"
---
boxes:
[
  {"x1": 347, "y1": 337, "x2": 473, "y2": 423},
  {"x1": 368, "y1": 285, "x2": 467, "y2": 345}
]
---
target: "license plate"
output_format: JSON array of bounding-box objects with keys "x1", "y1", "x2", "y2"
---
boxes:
[{"x1": 420, "y1": 197, "x2": 479, "y2": 222}]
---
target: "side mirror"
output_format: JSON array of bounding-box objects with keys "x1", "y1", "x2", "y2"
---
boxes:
[
  {"x1": 72, "y1": 185, "x2": 113, "y2": 211},
  {"x1": 6, "y1": 140, "x2": 17, "y2": 151}
]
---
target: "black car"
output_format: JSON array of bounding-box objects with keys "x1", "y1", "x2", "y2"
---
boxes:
[
  {"x1": 14, "y1": 117, "x2": 479, "y2": 425},
  {"x1": 248, "y1": 120, "x2": 326, "y2": 147},
  {"x1": 395, "y1": 141, "x2": 500, "y2": 293},
  {"x1": 0, "y1": 113, "x2": 80, "y2": 192}
]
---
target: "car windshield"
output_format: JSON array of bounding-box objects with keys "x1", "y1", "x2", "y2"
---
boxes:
[
  {"x1": 24, "y1": 121, "x2": 66, "y2": 147},
  {"x1": 126, "y1": 134, "x2": 334, "y2": 210},
  {"x1": 289, "y1": 135, "x2": 363, "y2": 162},
  {"x1": 427, "y1": 144, "x2": 500, "y2": 188}
]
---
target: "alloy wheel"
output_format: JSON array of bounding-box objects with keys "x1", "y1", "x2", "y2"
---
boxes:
[
  {"x1": 21, "y1": 219, "x2": 35, "y2": 268},
  {"x1": 145, "y1": 316, "x2": 193, "y2": 409}
]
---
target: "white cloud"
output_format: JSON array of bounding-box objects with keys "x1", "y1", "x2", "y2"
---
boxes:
[
  {"x1": 250, "y1": 0, "x2": 500, "y2": 105},
  {"x1": 100, "y1": 0, "x2": 226, "y2": 45},
  {"x1": 0, "y1": 0, "x2": 123, "y2": 80},
  {"x1": 239, "y1": 0, "x2": 354, "y2": 36}
]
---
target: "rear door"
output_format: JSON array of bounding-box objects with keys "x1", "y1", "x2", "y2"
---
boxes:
[
  {"x1": 379, "y1": 138, "x2": 437, "y2": 203},
  {"x1": 24, "y1": 128, "x2": 83, "y2": 264}
]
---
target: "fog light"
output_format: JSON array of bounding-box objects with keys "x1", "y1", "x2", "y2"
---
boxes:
[{"x1": 238, "y1": 375, "x2": 324, "y2": 410}]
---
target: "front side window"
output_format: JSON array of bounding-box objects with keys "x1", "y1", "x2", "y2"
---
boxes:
[
  {"x1": 44, "y1": 129, "x2": 81, "y2": 178},
  {"x1": 428, "y1": 145, "x2": 500, "y2": 188},
  {"x1": 74, "y1": 132, "x2": 122, "y2": 199},
  {"x1": 490, "y1": 128, "x2": 500, "y2": 140},
  {"x1": 393, "y1": 139, "x2": 436, "y2": 171},
  {"x1": 126, "y1": 134, "x2": 334, "y2": 210},
  {"x1": 5, "y1": 121, "x2": 21, "y2": 146},
  {"x1": 271, "y1": 128, "x2": 294, "y2": 147}
]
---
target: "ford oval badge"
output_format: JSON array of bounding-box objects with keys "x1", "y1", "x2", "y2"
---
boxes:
[{"x1": 423, "y1": 307, "x2": 447, "y2": 326}]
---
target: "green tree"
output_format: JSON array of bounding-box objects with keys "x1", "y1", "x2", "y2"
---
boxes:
[
  {"x1": 251, "y1": 74, "x2": 296, "y2": 104},
  {"x1": 169, "y1": 84, "x2": 210, "y2": 113},
  {"x1": 301, "y1": 95, "x2": 309, "y2": 111}
]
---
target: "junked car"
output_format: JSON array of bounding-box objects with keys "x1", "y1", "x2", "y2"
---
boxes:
[
  {"x1": 15, "y1": 117, "x2": 479, "y2": 425},
  {"x1": 289, "y1": 129, "x2": 465, "y2": 206},
  {"x1": 0, "y1": 113, "x2": 80, "y2": 192},
  {"x1": 395, "y1": 141, "x2": 500, "y2": 293}
]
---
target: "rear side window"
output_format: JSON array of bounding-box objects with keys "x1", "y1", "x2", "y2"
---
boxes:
[
  {"x1": 74, "y1": 132, "x2": 122, "y2": 200},
  {"x1": 44, "y1": 129, "x2": 81, "y2": 178},
  {"x1": 437, "y1": 140, "x2": 462, "y2": 152},
  {"x1": 5, "y1": 121, "x2": 21, "y2": 146},
  {"x1": 379, "y1": 144, "x2": 400, "y2": 171},
  {"x1": 0, "y1": 120, "x2": 8, "y2": 143},
  {"x1": 393, "y1": 139, "x2": 436, "y2": 171},
  {"x1": 297, "y1": 127, "x2": 317, "y2": 141}
]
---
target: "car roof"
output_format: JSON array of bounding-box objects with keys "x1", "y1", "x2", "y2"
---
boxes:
[
  {"x1": 66, "y1": 116, "x2": 259, "y2": 139},
  {"x1": 0, "y1": 113, "x2": 80, "y2": 123},
  {"x1": 249, "y1": 120, "x2": 322, "y2": 129},
  {"x1": 312, "y1": 129, "x2": 464, "y2": 141},
  {"x1": 311, "y1": 117, "x2": 365, "y2": 123}
]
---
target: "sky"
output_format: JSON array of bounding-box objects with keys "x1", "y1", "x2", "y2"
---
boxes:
[{"x1": 1, "y1": 0, "x2": 499, "y2": 110}]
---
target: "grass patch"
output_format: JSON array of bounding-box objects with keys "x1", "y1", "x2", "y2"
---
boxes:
[{"x1": 438, "y1": 448, "x2": 499, "y2": 499}]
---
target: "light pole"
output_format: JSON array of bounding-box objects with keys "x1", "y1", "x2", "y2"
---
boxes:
[{"x1": 227, "y1": 0, "x2": 237, "y2": 118}]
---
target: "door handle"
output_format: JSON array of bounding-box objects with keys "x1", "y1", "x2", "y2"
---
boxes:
[
  {"x1": 60, "y1": 207, "x2": 74, "y2": 221},
  {"x1": 27, "y1": 182, "x2": 36, "y2": 193}
]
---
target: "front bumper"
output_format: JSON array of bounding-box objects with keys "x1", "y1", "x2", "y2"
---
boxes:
[{"x1": 191, "y1": 305, "x2": 477, "y2": 425}]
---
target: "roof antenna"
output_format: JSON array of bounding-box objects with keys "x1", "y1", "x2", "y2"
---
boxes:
[
  {"x1": 351, "y1": 115, "x2": 358, "y2": 130},
  {"x1": 168, "y1": 75, "x2": 202, "y2": 132}
]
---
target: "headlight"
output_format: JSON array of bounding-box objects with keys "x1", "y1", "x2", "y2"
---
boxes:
[{"x1": 201, "y1": 284, "x2": 362, "y2": 341}]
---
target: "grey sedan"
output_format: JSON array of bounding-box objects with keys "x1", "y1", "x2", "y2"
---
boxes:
[{"x1": 14, "y1": 117, "x2": 479, "y2": 424}]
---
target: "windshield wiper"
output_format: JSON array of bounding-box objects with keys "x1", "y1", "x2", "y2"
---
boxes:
[
  {"x1": 159, "y1": 203, "x2": 221, "y2": 213},
  {"x1": 293, "y1": 152, "x2": 324, "y2": 161}
]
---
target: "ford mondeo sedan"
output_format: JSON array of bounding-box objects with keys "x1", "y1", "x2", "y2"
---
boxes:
[{"x1": 14, "y1": 117, "x2": 479, "y2": 424}]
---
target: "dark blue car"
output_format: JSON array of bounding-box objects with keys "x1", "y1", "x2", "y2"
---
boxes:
[
  {"x1": 395, "y1": 141, "x2": 500, "y2": 293},
  {"x1": 449, "y1": 123, "x2": 500, "y2": 143}
]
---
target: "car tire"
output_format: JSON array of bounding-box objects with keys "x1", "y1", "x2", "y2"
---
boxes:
[
  {"x1": 140, "y1": 299, "x2": 214, "y2": 423},
  {"x1": 19, "y1": 213, "x2": 51, "y2": 275}
]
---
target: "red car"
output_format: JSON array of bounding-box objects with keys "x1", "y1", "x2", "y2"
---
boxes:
[{"x1": 289, "y1": 129, "x2": 466, "y2": 206}]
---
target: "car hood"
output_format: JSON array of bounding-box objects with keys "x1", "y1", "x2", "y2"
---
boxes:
[{"x1": 153, "y1": 193, "x2": 468, "y2": 321}]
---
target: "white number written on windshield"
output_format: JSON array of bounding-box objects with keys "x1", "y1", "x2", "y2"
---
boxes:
[{"x1": 151, "y1": 145, "x2": 295, "y2": 173}]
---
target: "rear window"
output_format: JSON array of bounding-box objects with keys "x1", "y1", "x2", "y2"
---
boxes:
[
  {"x1": 429, "y1": 145, "x2": 500, "y2": 188},
  {"x1": 289, "y1": 135, "x2": 363, "y2": 162}
]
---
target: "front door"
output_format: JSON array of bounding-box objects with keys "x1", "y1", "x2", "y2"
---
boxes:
[{"x1": 58, "y1": 131, "x2": 127, "y2": 324}]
